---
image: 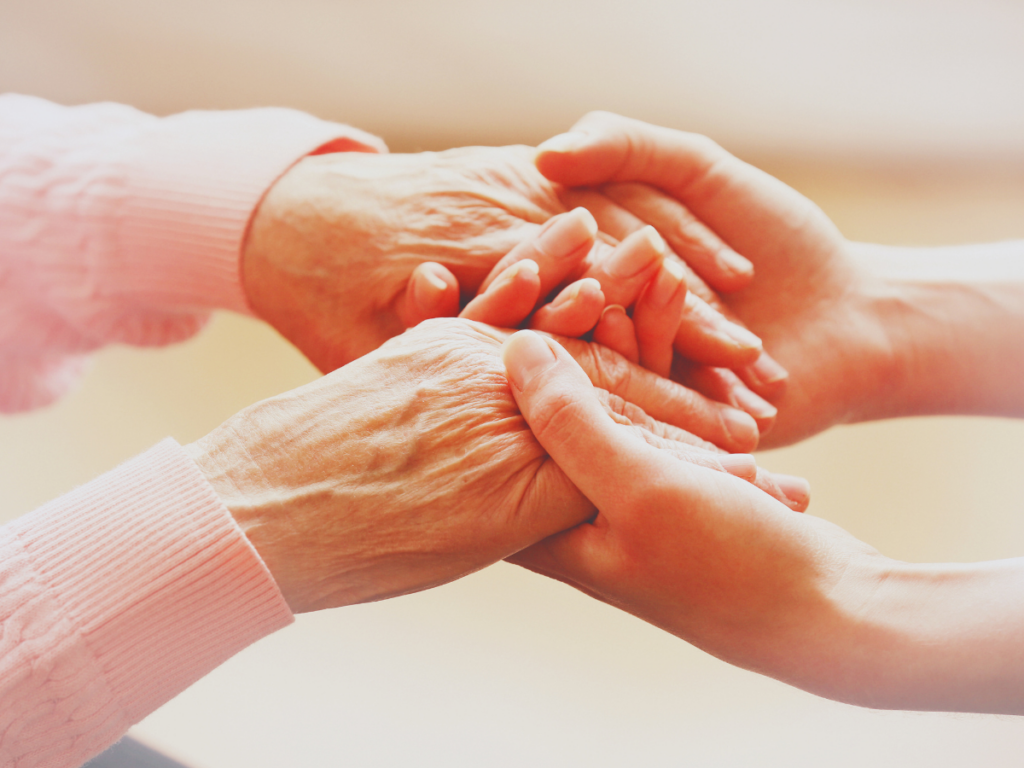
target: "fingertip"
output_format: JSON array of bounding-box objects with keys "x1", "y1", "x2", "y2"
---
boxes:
[
  {"x1": 640, "y1": 225, "x2": 666, "y2": 256},
  {"x1": 502, "y1": 330, "x2": 560, "y2": 392},
  {"x1": 570, "y1": 206, "x2": 598, "y2": 239},
  {"x1": 774, "y1": 473, "x2": 811, "y2": 512},
  {"x1": 724, "y1": 321, "x2": 763, "y2": 356},
  {"x1": 731, "y1": 383, "x2": 778, "y2": 434},
  {"x1": 537, "y1": 131, "x2": 592, "y2": 155},
  {"x1": 720, "y1": 406, "x2": 759, "y2": 453},
  {"x1": 593, "y1": 305, "x2": 639, "y2": 363},
  {"x1": 517, "y1": 258, "x2": 541, "y2": 277},
  {"x1": 720, "y1": 250, "x2": 755, "y2": 287},
  {"x1": 746, "y1": 352, "x2": 789, "y2": 388},
  {"x1": 529, "y1": 277, "x2": 605, "y2": 338},
  {"x1": 535, "y1": 133, "x2": 595, "y2": 180},
  {"x1": 534, "y1": 211, "x2": 597, "y2": 264},
  {"x1": 701, "y1": 249, "x2": 755, "y2": 294},
  {"x1": 739, "y1": 352, "x2": 790, "y2": 401},
  {"x1": 461, "y1": 258, "x2": 542, "y2": 326},
  {"x1": 408, "y1": 262, "x2": 459, "y2": 323},
  {"x1": 718, "y1": 453, "x2": 757, "y2": 482}
]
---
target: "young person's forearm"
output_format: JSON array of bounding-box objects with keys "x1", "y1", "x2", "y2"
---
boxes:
[
  {"x1": 830, "y1": 555, "x2": 1024, "y2": 714},
  {"x1": 851, "y1": 240, "x2": 1024, "y2": 420}
]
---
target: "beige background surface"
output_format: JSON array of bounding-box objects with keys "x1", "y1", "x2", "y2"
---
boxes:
[{"x1": 3, "y1": 1, "x2": 1024, "y2": 766}]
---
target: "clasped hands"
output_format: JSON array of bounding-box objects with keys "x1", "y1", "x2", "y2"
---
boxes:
[{"x1": 189, "y1": 112, "x2": 926, "y2": 712}]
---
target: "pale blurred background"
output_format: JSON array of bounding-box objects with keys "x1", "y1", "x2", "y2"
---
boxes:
[{"x1": 3, "y1": 1, "x2": 1024, "y2": 766}]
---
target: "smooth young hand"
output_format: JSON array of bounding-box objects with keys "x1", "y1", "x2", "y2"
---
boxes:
[
  {"x1": 535, "y1": 112, "x2": 893, "y2": 447},
  {"x1": 503, "y1": 329, "x2": 1024, "y2": 714}
]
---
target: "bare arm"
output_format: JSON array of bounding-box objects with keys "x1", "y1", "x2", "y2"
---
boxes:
[
  {"x1": 534, "y1": 111, "x2": 1024, "y2": 444},
  {"x1": 503, "y1": 329, "x2": 1024, "y2": 714}
]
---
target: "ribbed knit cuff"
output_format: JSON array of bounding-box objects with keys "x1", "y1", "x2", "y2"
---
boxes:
[
  {"x1": 11, "y1": 438, "x2": 293, "y2": 725},
  {"x1": 117, "y1": 109, "x2": 387, "y2": 315}
]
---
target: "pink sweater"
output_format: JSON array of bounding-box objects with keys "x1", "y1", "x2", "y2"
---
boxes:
[{"x1": 0, "y1": 94, "x2": 386, "y2": 767}]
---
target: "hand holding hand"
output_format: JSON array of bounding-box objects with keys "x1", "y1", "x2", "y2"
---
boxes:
[
  {"x1": 503, "y1": 330, "x2": 1024, "y2": 714},
  {"x1": 185, "y1": 309, "x2": 774, "y2": 614},
  {"x1": 242, "y1": 145, "x2": 564, "y2": 372},
  {"x1": 536, "y1": 112, "x2": 896, "y2": 446},
  {"x1": 501, "y1": 330, "x2": 871, "y2": 702}
]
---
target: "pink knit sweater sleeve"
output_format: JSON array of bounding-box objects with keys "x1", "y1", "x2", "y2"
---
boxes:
[
  {"x1": 0, "y1": 439, "x2": 294, "y2": 767},
  {"x1": 0, "y1": 96, "x2": 388, "y2": 766},
  {"x1": 0, "y1": 93, "x2": 387, "y2": 412}
]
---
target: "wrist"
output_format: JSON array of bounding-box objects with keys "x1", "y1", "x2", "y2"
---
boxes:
[
  {"x1": 184, "y1": 412, "x2": 311, "y2": 613},
  {"x1": 851, "y1": 240, "x2": 1024, "y2": 419},
  {"x1": 241, "y1": 152, "x2": 379, "y2": 371},
  {"x1": 771, "y1": 241, "x2": 903, "y2": 431},
  {"x1": 835, "y1": 242, "x2": 919, "y2": 424},
  {"x1": 825, "y1": 557, "x2": 1024, "y2": 713}
]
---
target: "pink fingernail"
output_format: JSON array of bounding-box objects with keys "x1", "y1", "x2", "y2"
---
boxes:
[
  {"x1": 502, "y1": 331, "x2": 559, "y2": 390},
  {"x1": 537, "y1": 132, "x2": 590, "y2": 154},
  {"x1": 413, "y1": 265, "x2": 449, "y2": 310},
  {"x1": 725, "y1": 321, "x2": 762, "y2": 351},
  {"x1": 774, "y1": 474, "x2": 810, "y2": 509},
  {"x1": 551, "y1": 277, "x2": 600, "y2": 308},
  {"x1": 600, "y1": 304, "x2": 628, "y2": 320},
  {"x1": 718, "y1": 453, "x2": 756, "y2": 478},
  {"x1": 487, "y1": 258, "x2": 539, "y2": 294},
  {"x1": 538, "y1": 209, "x2": 598, "y2": 259},
  {"x1": 732, "y1": 384, "x2": 777, "y2": 420},
  {"x1": 644, "y1": 259, "x2": 686, "y2": 308},
  {"x1": 721, "y1": 407, "x2": 758, "y2": 450},
  {"x1": 606, "y1": 226, "x2": 664, "y2": 278},
  {"x1": 720, "y1": 249, "x2": 754, "y2": 277},
  {"x1": 747, "y1": 353, "x2": 789, "y2": 387}
]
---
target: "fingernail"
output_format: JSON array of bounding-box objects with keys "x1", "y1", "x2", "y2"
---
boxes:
[
  {"x1": 536, "y1": 208, "x2": 597, "y2": 260},
  {"x1": 774, "y1": 474, "x2": 810, "y2": 509},
  {"x1": 732, "y1": 384, "x2": 777, "y2": 420},
  {"x1": 551, "y1": 277, "x2": 600, "y2": 308},
  {"x1": 724, "y1": 321, "x2": 762, "y2": 351},
  {"x1": 746, "y1": 353, "x2": 789, "y2": 387},
  {"x1": 488, "y1": 258, "x2": 539, "y2": 294},
  {"x1": 571, "y1": 207, "x2": 598, "y2": 238},
  {"x1": 720, "y1": 249, "x2": 754, "y2": 278},
  {"x1": 641, "y1": 226, "x2": 666, "y2": 254},
  {"x1": 413, "y1": 265, "x2": 449, "y2": 309},
  {"x1": 537, "y1": 131, "x2": 590, "y2": 154},
  {"x1": 502, "y1": 330, "x2": 559, "y2": 390},
  {"x1": 514, "y1": 259, "x2": 540, "y2": 276},
  {"x1": 721, "y1": 407, "x2": 758, "y2": 450},
  {"x1": 606, "y1": 226, "x2": 664, "y2": 279},
  {"x1": 600, "y1": 304, "x2": 628, "y2": 320},
  {"x1": 718, "y1": 453, "x2": 756, "y2": 478},
  {"x1": 644, "y1": 258, "x2": 686, "y2": 307}
]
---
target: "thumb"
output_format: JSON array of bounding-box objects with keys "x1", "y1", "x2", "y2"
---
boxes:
[
  {"x1": 501, "y1": 330, "x2": 657, "y2": 511},
  {"x1": 535, "y1": 111, "x2": 722, "y2": 197},
  {"x1": 398, "y1": 262, "x2": 460, "y2": 328}
]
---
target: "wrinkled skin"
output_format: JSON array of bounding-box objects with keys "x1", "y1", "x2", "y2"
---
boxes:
[
  {"x1": 187, "y1": 318, "x2": 751, "y2": 614},
  {"x1": 243, "y1": 147, "x2": 565, "y2": 372}
]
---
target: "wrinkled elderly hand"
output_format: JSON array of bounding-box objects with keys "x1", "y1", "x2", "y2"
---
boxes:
[
  {"x1": 185, "y1": 315, "x2": 775, "y2": 614},
  {"x1": 534, "y1": 112, "x2": 897, "y2": 446},
  {"x1": 243, "y1": 144, "x2": 765, "y2": 377},
  {"x1": 242, "y1": 146, "x2": 563, "y2": 372}
]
